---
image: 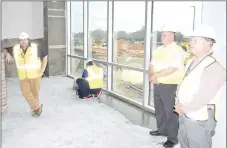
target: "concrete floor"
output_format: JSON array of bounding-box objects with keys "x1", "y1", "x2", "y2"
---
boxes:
[{"x1": 3, "y1": 76, "x2": 181, "y2": 148}]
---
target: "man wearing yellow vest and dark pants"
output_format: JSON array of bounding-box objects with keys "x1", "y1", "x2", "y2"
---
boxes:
[
  {"x1": 76, "y1": 59, "x2": 106, "y2": 99},
  {"x1": 175, "y1": 24, "x2": 226, "y2": 148},
  {"x1": 2, "y1": 32, "x2": 48, "y2": 116},
  {"x1": 149, "y1": 24, "x2": 187, "y2": 148}
]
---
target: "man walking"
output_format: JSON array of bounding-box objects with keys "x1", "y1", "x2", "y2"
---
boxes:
[
  {"x1": 149, "y1": 24, "x2": 187, "y2": 148},
  {"x1": 175, "y1": 24, "x2": 226, "y2": 148},
  {"x1": 2, "y1": 32, "x2": 48, "y2": 116}
]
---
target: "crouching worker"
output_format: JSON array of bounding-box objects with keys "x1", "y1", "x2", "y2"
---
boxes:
[{"x1": 76, "y1": 59, "x2": 106, "y2": 99}]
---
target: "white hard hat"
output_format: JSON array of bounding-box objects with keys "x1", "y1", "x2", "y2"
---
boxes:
[
  {"x1": 189, "y1": 24, "x2": 216, "y2": 43},
  {"x1": 87, "y1": 59, "x2": 93, "y2": 62},
  {"x1": 18, "y1": 32, "x2": 29, "y2": 40},
  {"x1": 161, "y1": 24, "x2": 177, "y2": 32}
]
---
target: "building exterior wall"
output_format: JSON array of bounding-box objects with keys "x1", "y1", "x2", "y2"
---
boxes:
[
  {"x1": 2, "y1": 2, "x2": 44, "y2": 39},
  {"x1": 2, "y1": 2, "x2": 45, "y2": 78},
  {"x1": 2, "y1": 1, "x2": 67, "y2": 77},
  {"x1": 201, "y1": 2, "x2": 226, "y2": 148},
  {"x1": 46, "y1": 2, "x2": 66, "y2": 76},
  {"x1": 1, "y1": 54, "x2": 7, "y2": 114}
]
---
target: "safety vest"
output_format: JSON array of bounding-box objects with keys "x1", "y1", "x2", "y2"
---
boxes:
[
  {"x1": 176, "y1": 56, "x2": 225, "y2": 121},
  {"x1": 13, "y1": 43, "x2": 41, "y2": 80},
  {"x1": 152, "y1": 42, "x2": 186, "y2": 84},
  {"x1": 86, "y1": 65, "x2": 104, "y2": 89}
]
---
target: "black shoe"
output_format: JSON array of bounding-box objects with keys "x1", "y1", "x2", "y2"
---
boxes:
[
  {"x1": 36, "y1": 104, "x2": 43, "y2": 116},
  {"x1": 163, "y1": 140, "x2": 177, "y2": 148},
  {"x1": 149, "y1": 130, "x2": 166, "y2": 136}
]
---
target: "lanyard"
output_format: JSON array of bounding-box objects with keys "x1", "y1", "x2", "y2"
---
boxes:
[
  {"x1": 176, "y1": 53, "x2": 214, "y2": 101},
  {"x1": 183, "y1": 52, "x2": 213, "y2": 80}
]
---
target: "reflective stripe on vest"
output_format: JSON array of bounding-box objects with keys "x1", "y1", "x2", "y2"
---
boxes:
[
  {"x1": 13, "y1": 43, "x2": 41, "y2": 80},
  {"x1": 176, "y1": 56, "x2": 224, "y2": 121}
]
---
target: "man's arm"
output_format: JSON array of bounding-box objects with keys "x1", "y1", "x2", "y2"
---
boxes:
[
  {"x1": 82, "y1": 69, "x2": 88, "y2": 78},
  {"x1": 37, "y1": 45, "x2": 48, "y2": 74},
  {"x1": 155, "y1": 51, "x2": 185, "y2": 78},
  {"x1": 184, "y1": 62, "x2": 226, "y2": 114},
  {"x1": 2, "y1": 46, "x2": 14, "y2": 57},
  {"x1": 155, "y1": 67, "x2": 177, "y2": 77},
  {"x1": 149, "y1": 64, "x2": 153, "y2": 74}
]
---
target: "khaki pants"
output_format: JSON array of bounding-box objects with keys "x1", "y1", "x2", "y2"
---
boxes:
[{"x1": 19, "y1": 77, "x2": 41, "y2": 111}]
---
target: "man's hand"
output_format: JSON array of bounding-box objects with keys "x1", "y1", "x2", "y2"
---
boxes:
[
  {"x1": 5, "y1": 53, "x2": 14, "y2": 64},
  {"x1": 174, "y1": 103, "x2": 185, "y2": 115},
  {"x1": 149, "y1": 73, "x2": 158, "y2": 84},
  {"x1": 40, "y1": 70, "x2": 45, "y2": 77}
]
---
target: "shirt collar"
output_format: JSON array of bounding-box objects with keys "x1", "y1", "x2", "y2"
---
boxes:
[{"x1": 20, "y1": 42, "x2": 31, "y2": 49}]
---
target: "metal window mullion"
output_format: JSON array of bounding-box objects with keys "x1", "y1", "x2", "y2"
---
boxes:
[
  {"x1": 83, "y1": 1, "x2": 88, "y2": 68},
  {"x1": 107, "y1": 1, "x2": 113, "y2": 91},
  {"x1": 143, "y1": 1, "x2": 152, "y2": 108},
  {"x1": 66, "y1": 1, "x2": 71, "y2": 76},
  {"x1": 111, "y1": 1, "x2": 115, "y2": 91},
  {"x1": 148, "y1": 1, "x2": 154, "y2": 107}
]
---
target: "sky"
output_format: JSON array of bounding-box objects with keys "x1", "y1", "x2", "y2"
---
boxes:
[{"x1": 71, "y1": 1, "x2": 202, "y2": 35}]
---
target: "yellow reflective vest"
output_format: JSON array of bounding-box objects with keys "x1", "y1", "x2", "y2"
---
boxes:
[
  {"x1": 152, "y1": 42, "x2": 186, "y2": 84},
  {"x1": 86, "y1": 65, "x2": 104, "y2": 89},
  {"x1": 176, "y1": 56, "x2": 224, "y2": 121},
  {"x1": 13, "y1": 43, "x2": 41, "y2": 80}
]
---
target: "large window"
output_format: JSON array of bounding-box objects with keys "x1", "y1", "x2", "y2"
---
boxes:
[
  {"x1": 148, "y1": 1, "x2": 197, "y2": 106},
  {"x1": 71, "y1": 1, "x2": 84, "y2": 56},
  {"x1": 88, "y1": 2, "x2": 107, "y2": 61},
  {"x1": 112, "y1": 66, "x2": 144, "y2": 102},
  {"x1": 67, "y1": 1, "x2": 201, "y2": 110},
  {"x1": 151, "y1": 1, "x2": 195, "y2": 50},
  {"x1": 70, "y1": 57, "x2": 84, "y2": 78},
  {"x1": 113, "y1": 1, "x2": 145, "y2": 68}
]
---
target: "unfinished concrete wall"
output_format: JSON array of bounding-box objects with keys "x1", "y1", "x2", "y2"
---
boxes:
[
  {"x1": 1, "y1": 54, "x2": 7, "y2": 113},
  {"x1": 2, "y1": 2, "x2": 45, "y2": 78},
  {"x1": 2, "y1": 1, "x2": 67, "y2": 77},
  {"x1": 46, "y1": 1, "x2": 66, "y2": 76}
]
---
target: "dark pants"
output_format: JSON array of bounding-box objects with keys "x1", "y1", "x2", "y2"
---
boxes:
[
  {"x1": 178, "y1": 109, "x2": 217, "y2": 148},
  {"x1": 154, "y1": 84, "x2": 179, "y2": 143},
  {"x1": 76, "y1": 78, "x2": 101, "y2": 98}
]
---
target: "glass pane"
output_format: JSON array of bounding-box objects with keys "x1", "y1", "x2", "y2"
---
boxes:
[
  {"x1": 88, "y1": 2, "x2": 107, "y2": 61},
  {"x1": 151, "y1": 2, "x2": 196, "y2": 50},
  {"x1": 113, "y1": 2, "x2": 145, "y2": 68},
  {"x1": 149, "y1": 1, "x2": 196, "y2": 106},
  {"x1": 70, "y1": 57, "x2": 84, "y2": 78},
  {"x1": 71, "y1": 1, "x2": 84, "y2": 56},
  {"x1": 112, "y1": 66, "x2": 144, "y2": 102}
]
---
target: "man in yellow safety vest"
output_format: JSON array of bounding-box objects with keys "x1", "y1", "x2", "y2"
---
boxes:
[
  {"x1": 76, "y1": 59, "x2": 106, "y2": 99},
  {"x1": 2, "y1": 32, "x2": 48, "y2": 116},
  {"x1": 175, "y1": 24, "x2": 226, "y2": 148},
  {"x1": 149, "y1": 24, "x2": 187, "y2": 148}
]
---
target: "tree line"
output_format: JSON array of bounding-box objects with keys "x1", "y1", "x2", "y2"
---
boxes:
[{"x1": 73, "y1": 26, "x2": 185, "y2": 43}]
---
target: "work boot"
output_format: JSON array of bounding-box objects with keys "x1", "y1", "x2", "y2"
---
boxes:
[
  {"x1": 32, "y1": 104, "x2": 43, "y2": 116},
  {"x1": 36, "y1": 104, "x2": 43, "y2": 116},
  {"x1": 163, "y1": 140, "x2": 178, "y2": 148},
  {"x1": 95, "y1": 91, "x2": 102, "y2": 98},
  {"x1": 149, "y1": 130, "x2": 167, "y2": 136},
  {"x1": 32, "y1": 110, "x2": 36, "y2": 116}
]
